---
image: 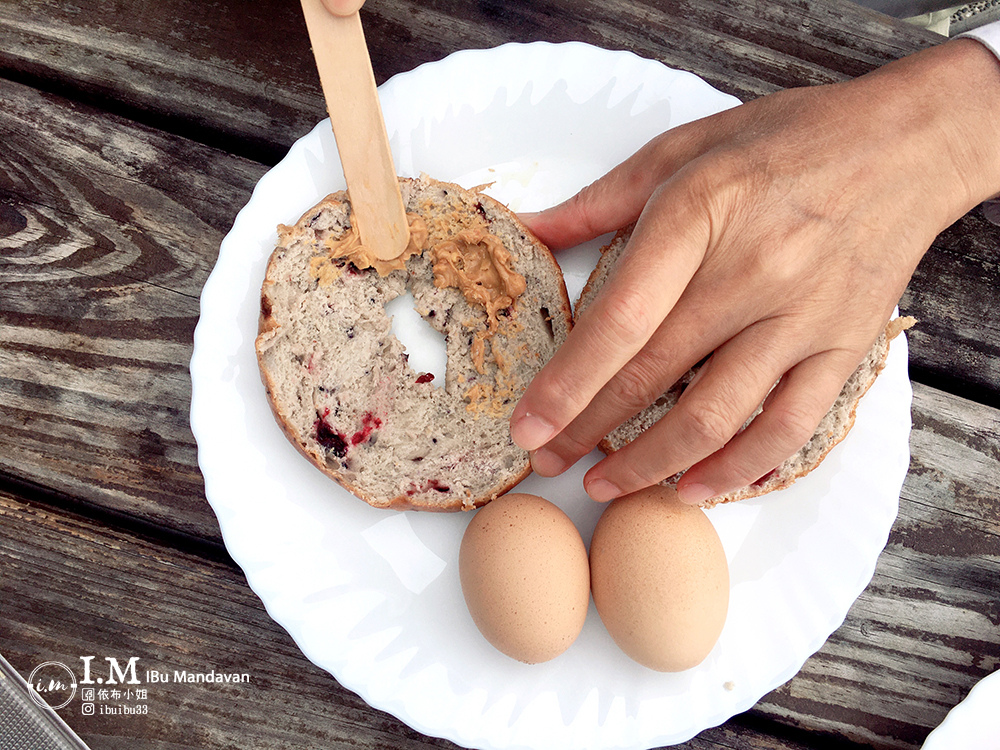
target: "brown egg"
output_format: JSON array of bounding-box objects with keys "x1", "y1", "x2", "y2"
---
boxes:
[
  {"x1": 590, "y1": 486, "x2": 729, "y2": 672},
  {"x1": 459, "y1": 493, "x2": 590, "y2": 663}
]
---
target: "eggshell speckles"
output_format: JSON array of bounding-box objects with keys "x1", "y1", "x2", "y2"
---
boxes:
[
  {"x1": 459, "y1": 493, "x2": 590, "y2": 664},
  {"x1": 590, "y1": 486, "x2": 729, "y2": 672}
]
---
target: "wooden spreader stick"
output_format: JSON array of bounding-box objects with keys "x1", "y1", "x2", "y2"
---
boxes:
[{"x1": 300, "y1": 0, "x2": 409, "y2": 261}]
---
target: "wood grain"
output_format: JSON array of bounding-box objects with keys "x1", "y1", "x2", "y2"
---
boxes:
[
  {"x1": 2, "y1": 80, "x2": 997, "y2": 740},
  {"x1": 0, "y1": 0, "x2": 935, "y2": 161},
  {"x1": 0, "y1": 490, "x2": 460, "y2": 750},
  {"x1": 0, "y1": 77, "x2": 265, "y2": 541},
  {"x1": 904, "y1": 212, "x2": 1000, "y2": 408},
  {"x1": 0, "y1": 2, "x2": 998, "y2": 746},
  {"x1": 0, "y1": 66, "x2": 997, "y2": 540}
]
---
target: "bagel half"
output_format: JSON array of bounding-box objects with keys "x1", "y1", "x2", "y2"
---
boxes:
[
  {"x1": 255, "y1": 176, "x2": 571, "y2": 511},
  {"x1": 577, "y1": 226, "x2": 914, "y2": 508}
]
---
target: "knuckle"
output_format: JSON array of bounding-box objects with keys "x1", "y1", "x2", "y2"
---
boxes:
[
  {"x1": 567, "y1": 182, "x2": 608, "y2": 238},
  {"x1": 687, "y1": 149, "x2": 745, "y2": 194},
  {"x1": 675, "y1": 149, "x2": 754, "y2": 225},
  {"x1": 593, "y1": 293, "x2": 657, "y2": 351},
  {"x1": 610, "y1": 367, "x2": 655, "y2": 413},
  {"x1": 609, "y1": 452, "x2": 664, "y2": 491},
  {"x1": 682, "y1": 398, "x2": 740, "y2": 452},
  {"x1": 531, "y1": 369, "x2": 591, "y2": 420},
  {"x1": 608, "y1": 359, "x2": 666, "y2": 413},
  {"x1": 619, "y1": 158, "x2": 657, "y2": 197},
  {"x1": 767, "y1": 400, "x2": 821, "y2": 449}
]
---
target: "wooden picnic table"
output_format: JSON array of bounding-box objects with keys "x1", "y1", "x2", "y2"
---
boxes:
[{"x1": 0, "y1": 0, "x2": 997, "y2": 747}]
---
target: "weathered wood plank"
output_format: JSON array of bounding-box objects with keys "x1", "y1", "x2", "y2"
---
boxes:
[
  {"x1": 0, "y1": 489, "x2": 845, "y2": 750},
  {"x1": 0, "y1": 0, "x2": 936, "y2": 162},
  {"x1": 904, "y1": 213, "x2": 1000, "y2": 408},
  {"x1": 0, "y1": 77, "x2": 265, "y2": 540},
  {"x1": 0, "y1": 490, "x2": 458, "y2": 750},
  {"x1": 0, "y1": 76, "x2": 996, "y2": 739},
  {"x1": 0, "y1": 1, "x2": 996, "y2": 748}
]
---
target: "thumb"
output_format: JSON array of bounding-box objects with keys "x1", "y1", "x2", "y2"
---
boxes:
[
  {"x1": 321, "y1": 0, "x2": 365, "y2": 15},
  {"x1": 522, "y1": 161, "x2": 655, "y2": 251},
  {"x1": 522, "y1": 124, "x2": 709, "y2": 250}
]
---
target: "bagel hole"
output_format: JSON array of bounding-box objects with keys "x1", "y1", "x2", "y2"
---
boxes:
[{"x1": 385, "y1": 291, "x2": 447, "y2": 386}]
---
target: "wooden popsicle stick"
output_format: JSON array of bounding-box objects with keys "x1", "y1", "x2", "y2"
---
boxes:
[{"x1": 300, "y1": 0, "x2": 409, "y2": 261}]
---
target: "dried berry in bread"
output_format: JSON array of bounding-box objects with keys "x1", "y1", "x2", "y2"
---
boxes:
[
  {"x1": 577, "y1": 226, "x2": 914, "y2": 507},
  {"x1": 256, "y1": 176, "x2": 572, "y2": 511}
]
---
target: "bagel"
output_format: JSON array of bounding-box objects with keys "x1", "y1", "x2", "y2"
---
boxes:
[
  {"x1": 577, "y1": 226, "x2": 914, "y2": 508},
  {"x1": 255, "y1": 176, "x2": 572, "y2": 511}
]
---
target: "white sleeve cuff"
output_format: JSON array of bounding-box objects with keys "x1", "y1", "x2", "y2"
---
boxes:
[{"x1": 956, "y1": 19, "x2": 1000, "y2": 63}]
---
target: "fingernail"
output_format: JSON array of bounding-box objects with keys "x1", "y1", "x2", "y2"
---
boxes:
[
  {"x1": 510, "y1": 413, "x2": 557, "y2": 451},
  {"x1": 677, "y1": 482, "x2": 716, "y2": 505},
  {"x1": 586, "y1": 478, "x2": 622, "y2": 503},
  {"x1": 531, "y1": 448, "x2": 568, "y2": 477},
  {"x1": 518, "y1": 211, "x2": 540, "y2": 222}
]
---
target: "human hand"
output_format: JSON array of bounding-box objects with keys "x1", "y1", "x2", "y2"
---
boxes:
[
  {"x1": 320, "y1": 0, "x2": 364, "y2": 15},
  {"x1": 512, "y1": 39, "x2": 1000, "y2": 505}
]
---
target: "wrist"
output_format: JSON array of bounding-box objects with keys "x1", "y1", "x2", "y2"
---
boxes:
[
  {"x1": 865, "y1": 39, "x2": 1000, "y2": 217},
  {"x1": 938, "y1": 39, "x2": 1000, "y2": 205}
]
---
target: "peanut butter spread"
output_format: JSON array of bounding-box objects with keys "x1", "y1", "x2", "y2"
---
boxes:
[
  {"x1": 309, "y1": 254, "x2": 342, "y2": 286},
  {"x1": 427, "y1": 225, "x2": 527, "y2": 409},
  {"x1": 463, "y1": 380, "x2": 516, "y2": 419},
  {"x1": 325, "y1": 214, "x2": 429, "y2": 277},
  {"x1": 429, "y1": 227, "x2": 527, "y2": 332},
  {"x1": 470, "y1": 331, "x2": 487, "y2": 375},
  {"x1": 312, "y1": 198, "x2": 530, "y2": 418}
]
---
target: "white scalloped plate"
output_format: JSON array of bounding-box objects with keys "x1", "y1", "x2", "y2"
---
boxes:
[
  {"x1": 190, "y1": 42, "x2": 912, "y2": 749},
  {"x1": 922, "y1": 671, "x2": 1000, "y2": 749}
]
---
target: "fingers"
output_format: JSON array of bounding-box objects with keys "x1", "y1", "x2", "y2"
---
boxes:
[
  {"x1": 674, "y1": 348, "x2": 863, "y2": 504},
  {"x1": 528, "y1": 341, "x2": 693, "y2": 477},
  {"x1": 529, "y1": 290, "x2": 745, "y2": 478},
  {"x1": 580, "y1": 321, "x2": 835, "y2": 502},
  {"x1": 510, "y1": 184, "x2": 713, "y2": 452},
  {"x1": 529, "y1": 347, "x2": 691, "y2": 477}
]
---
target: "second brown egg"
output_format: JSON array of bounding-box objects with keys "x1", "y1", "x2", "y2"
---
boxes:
[{"x1": 589, "y1": 486, "x2": 730, "y2": 672}]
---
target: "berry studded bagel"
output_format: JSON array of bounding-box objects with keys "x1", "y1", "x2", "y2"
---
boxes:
[
  {"x1": 256, "y1": 176, "x2": 572, "y2": 511},
  {"x1": 577, "y1": 226, "x2": 915, "y2": 508}
]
